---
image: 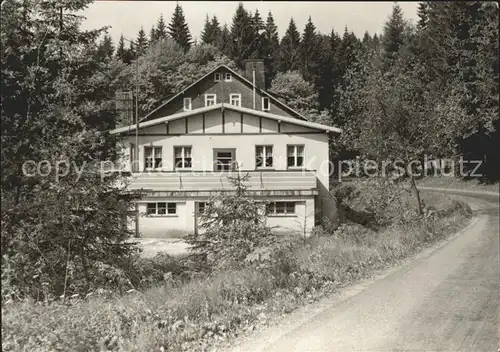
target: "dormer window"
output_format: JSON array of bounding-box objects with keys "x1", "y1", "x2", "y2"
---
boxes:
[
  {"x1": 183, "y1": 97, "x2": 192, "y2": 111},
  {"x1": 224, "y1": 72, "x2": 232, "y2": 82},
  {"x1": 205, "y1": 94, "x2": 216, "y2": 107},
  {"x1": 262, "y1": 97, "x2": 270, "y2": 111},
  {"x1": 214, "y1": 72, "x2": 221, "y2": 82},
  {"x1": 229, "y1": 93, "x2": 241, "y2": 107}
]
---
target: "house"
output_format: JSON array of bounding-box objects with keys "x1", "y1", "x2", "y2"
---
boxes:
[{"x1": 110, "y1": 59, "x2": 341, "y2": 238}]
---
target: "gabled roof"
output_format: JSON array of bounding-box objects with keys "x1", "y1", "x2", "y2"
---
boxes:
[
  {"x1": 110, "y1": 103, "x2": 342, "y2": 135},
  {"x1": 141, "y1": 64, "x2": 309, "y2": 122}
]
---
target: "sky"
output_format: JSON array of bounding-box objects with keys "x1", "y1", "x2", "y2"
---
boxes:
[{"x1": 80, "y1": 1, "x2": 420, "y2": 43}]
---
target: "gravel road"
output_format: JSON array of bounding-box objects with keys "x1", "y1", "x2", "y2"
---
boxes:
[{"x1": 226, "y1": 188, "x2": 500, "y2": 352}]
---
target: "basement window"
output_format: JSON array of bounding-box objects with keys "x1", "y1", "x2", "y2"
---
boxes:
[
  {"x1": 146, "y1": 202, "x2": 177, "y2": 216},
  {"x1": 266, "y1": 202, "x2": 296, "y2": 216}
]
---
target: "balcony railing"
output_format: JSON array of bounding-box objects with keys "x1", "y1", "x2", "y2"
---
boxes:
[{"x1": 121, "y1": 170, "x2": 317, "y2": 192}]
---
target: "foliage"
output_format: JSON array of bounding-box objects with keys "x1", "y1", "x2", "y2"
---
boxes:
[
  {"x1": 185, "y1": 174, "x2": 275, "y2": 270},
  {"x1": 269, "y1": 70, "x2": 319, "y2": 116},
  {"x1": 0, "y1": 0, "x2": 139, "y2": 300}
]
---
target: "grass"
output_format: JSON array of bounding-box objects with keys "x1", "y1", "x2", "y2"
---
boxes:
[
  {"x1": 1, "y1": 183, "x2": 474, "y2": 352},
  {"x1": 415, "y1": 176, "x2": 499, "y2": 193}
]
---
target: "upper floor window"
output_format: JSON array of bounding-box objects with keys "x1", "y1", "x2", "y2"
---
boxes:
[
  {"x1": 147, "y1": 202, "x2": 177, "y2": 215},
  {"x1": 214, "y1": 72, "x2": 222, "y2": 82},
  {"x1": 174, "y1": 146, "x2": 192, "y2": 169},
  {"x1": 224, "y1": 72, "x2": 232, "y2": 81},
  {"x1": 262, "y1": 97, "x2": 270, "y2": 111},
  {"x1": 287, "y1": 145, "x2": 304, "y2": 168},
  {"x1": 256, "y1": 145, "x2": 273, "y2": 168},
  {"x1": 229, "y1": 93, "x2": 241, "y2": 107},
  {"x1": 183, "y1": 97, "x2": 192, "y2": 111},
  {"x1": 205, "y1": 94, "x2": 217, "y2": 107},
  {"x1": 144, "y1": 146, "x2": 162, "y2": 170}
]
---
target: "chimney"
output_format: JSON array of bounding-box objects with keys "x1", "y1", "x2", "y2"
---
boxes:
[{"x1": 243, "y1": 59, "x2": 266, "y2": 90}]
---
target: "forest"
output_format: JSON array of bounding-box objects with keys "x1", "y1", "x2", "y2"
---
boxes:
[{"x1": 1, "y1": 0, "x2": 498, "y2": 299}]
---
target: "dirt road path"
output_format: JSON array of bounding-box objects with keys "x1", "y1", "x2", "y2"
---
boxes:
[{"x1": 226, "y1": 189, "x2": 499, "y2": 352}]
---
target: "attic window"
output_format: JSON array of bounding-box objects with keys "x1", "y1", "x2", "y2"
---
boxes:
[
  {"x1": 214, "y1": 72, "x2": 222, "y2": 82},
  {"x1": 205, "y1": 94, "x2": 216, "y2": 107},
  {"x1": 183, "y1": 97, "x2": 192, "y2": 111},
  {"x1": 224, "y1": 72, "x2": 232, "y2": 82},
  {"x1": 262, "y1": 97, "x2": 270, "y2": 111}
]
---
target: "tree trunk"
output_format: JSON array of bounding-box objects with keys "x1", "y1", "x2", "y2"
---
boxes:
[{"x1": 410, "y1": 175, "x2": 423, "y2": 215}]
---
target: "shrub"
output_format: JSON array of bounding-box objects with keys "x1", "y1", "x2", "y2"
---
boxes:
[{"x1": 185, "y1": 173, "x2": 276, "y2": 270}]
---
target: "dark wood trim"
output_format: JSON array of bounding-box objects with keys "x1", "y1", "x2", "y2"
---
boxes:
[
  {"x1": 240, "y1": 113, "x2": 244, "y2": 134},
  {"x1": 127, "y1": 131, "x2": 324, "y2": 136},
  {"x1": 202, "y1": 113, "x2": 205, "y2": 133},
  {"x1": 278, "y1": 120, "x2": 281, "y2": 133},
  {"x1": 135, "y1": 203, "x2": 139, "y2": 238},
  {"x1": 221, "y1": 109, "x2": 225, "y2": 134},
  {"x1": 259, "y1": 117, "x2": 262, "y2": 133},
  {"x1": 185, "y1": 117, "x2": 188, "y2": 134},
  {"x1": 166, "y1": 122, "x2": 169, "y2": 135}
]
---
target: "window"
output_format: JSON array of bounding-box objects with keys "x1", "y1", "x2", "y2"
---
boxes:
[
  {"x1": 183, "y1": 97, "x2": 192, "y2": 111},
  {"x1": 174, "y1": 146, "x2": 192, "y2": 169},
  {"x1": 266, "y1": 202, "x2": 296, "y2": 216},
  {"x1": 197, "y1": 202, "x2": 206, "y2": 215},
  {"x1": 214, "y1": 72, "x2": 221, "y2": 82},
  {"x1": 146, "y1": 202, "x2": 177, "y2": 215},
  {"x1": 287, "y1": 145, "x2": 304, "y2": 168},
  {"x1": 255, "y1": 145, "x2": 273, "y2": 168},
  {"x1": 214, "y1": 149, "x2": 235, "y2": 171},
  {"x1": 262, "y1": 97, "x2": 270, "y2": 111},
  {"x1": 205, "y1": 94, "x2": 217, "y2": 107},
  {"x1": 224, "y1": 72, "x2": 232, "y2": 81},
  {"x1": 144, "y1": 146, "x2": 162, "y2": 170},
  {"x1": 229, "y1": 93, "x2": 241, "y2": 107}
]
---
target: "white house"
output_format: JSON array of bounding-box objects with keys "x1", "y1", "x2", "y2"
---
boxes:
[{"x1": 110, "y1": 60, "x2": 341, "y2": 238}]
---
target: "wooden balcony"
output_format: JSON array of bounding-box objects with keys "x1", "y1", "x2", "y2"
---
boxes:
[{"x1": 120, "y1": 170, "x2": 318, "y2": 196}]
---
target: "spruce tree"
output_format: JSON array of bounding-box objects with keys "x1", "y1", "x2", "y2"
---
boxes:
[
  {"x1": 156, "y1": 14, "x2": 168, "y2": 41},
  {"x1": 149, "y1": 25, "x2": 157, "y2": 44},
  {"x1": 277, "y1": 18, "x2": 301, "y2": 72},
  {"x1": 229, "y1": 2, "x2": 254, "y2": 67},
  {"x1": 116, "y1": 34, "x2": 127, "y2": 63},
  {"x1": 300, "y1": 16, "x2": 322, "y2": 83},
  {"x1": 167, "y1": 3, "x2": 193, "y2": 52},
  {"x1": 201, "y1": 15, "x2": 212, "y2": 44},
  {"x1": 136, "y1": 26, "x2": 148, "y2": 56},
  {"x1": 217, "y1": 24, "x2": 231, "y2": 57},
  {"x1": 382, "y1": 4, "x2": 407, "y2": 63},
  {"x1": 249, "y1": 9, "x2": 265, "y2": 58},
  {"x1": 262, "y1": 11, "x2": 280, "y2": 87},
  {"x1": 97, "y1": 33, "x2": 114, "y2": 61}
]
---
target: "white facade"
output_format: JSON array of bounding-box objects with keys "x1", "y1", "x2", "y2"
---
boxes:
[{"x1": 112, "y1": 104, "x2": 340, "y2": 238}]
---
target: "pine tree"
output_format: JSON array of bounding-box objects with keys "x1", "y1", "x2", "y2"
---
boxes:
[
  {"x1": 136, "y1": 26, "x2": 148, "y2": 56},
  {"x1": 417, "y1": 2, "x2": 430, "y2": 29},
  {"x1": 97, "y1": 33, "x2": 114, "y2": 61},
  {"x1": 168, "y1": 3, "x2": 193, "y2": 52},
  {"x1": 201, "y1": 15, "x2": 212, "y2": 44},
  {"x1": 249, "y1": 9, "x2": 265, "y2": 58},
  {"x1": 217, "y1": 24, "x2": 231, "y2": 57},
  {"x1": 229, "y1": 3, "x2": 254, "y2": 67},
  {"x1": 382, "y1": 4, "x2": 407, "y2": 63},
  {"x1": 156, "y1": 14, "x2": 168, "y2": 41},
  {"x1": 277, "y1": 18, "x2": 301, "y2": 72},
  {"x1": 116, "y1": 34, "x2": 127, "y2": 63},
  {"x1": 149, "y1": 25, "x2": 157, "y2": 44},
  {"x1": 300, "y1": 16, "x2": 322, "y2": 83},
  {"x1": 211, "y1": 16, "x2": 222, "y2": 42},
  {"x1": 261, "y1": 11, "x2": 280, "y2": 87}
]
